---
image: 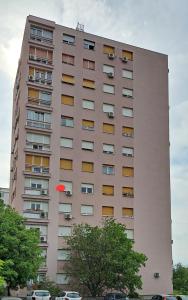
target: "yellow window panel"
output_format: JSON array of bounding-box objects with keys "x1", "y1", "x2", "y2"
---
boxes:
[
  {"x1": 82, "y1": 120, "x2": 94, "y2": 128},
  {"x1": 122, "y1": 167, "x2": 134, "y2": 177},
  {"x1": 82, "y1": 162, "x2": 94, "y2": 172},
  {"x1": 60, "y1": 159, "x2": 73, "y2": 170},
  {"x1": 61, "y1": 95, "x2": 74, "y2": 106},
  {"x1": 42, "y1": 157, "x2": 49, "y2": 167},
  {"x1": 122, "y1": 208, "x2": 134, "y2": 217},
  {"x1": 62, "y1": 74, "x2": 74, "y2": 84},
  {"x1": 103, "y1": 123, "x2": 115, "y2": 134},
  {"x1": 25, "y1": 155, "x2": 32, "y2": 164},
  {"x1": 83, "y1": 79, "x2": 95, "y2": 89},
  {"x1": 103, "y1": 45, "x2": 115, "y2": 55},
  {"x1": 33, "y1": 156, "x2": 42, "y2": 165},
  {"x1": 29, "y1": 67, "x2": 34, "y2": 76},
  {"x1": 122, "y1": 187, "x2": 134, "y2": 195},
  {"x1": 122, "y1": 50, "x2": 133, "y2": 61},
  {"x1": 28, "y1": 88, "x2": 39, "y2": 99},
  {"x1": 122, "y1": 126, "x2": 134, "y2": 137},
  {"x1": 102, "y1": 185, "x2": 114, "y2": 195},
  {"x1": 102, "y1": 206, "x2": 114, "y2": 216}
]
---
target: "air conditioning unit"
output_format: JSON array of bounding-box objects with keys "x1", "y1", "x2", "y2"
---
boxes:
[
  {"x1": 122, "y1": 56, "x2": 128, "y2": 63},
  {"x1": 40, "y1": 212, "x2": 45, "y2": 218},
  {"x1": 64, "y1": 213, "x2": 72, "y2": 220},
  {"x1": 41, "y1": 190, "x2": 47, "y2": 195},
  {"x1": 107, "y1": 72, "x2": 114, "y2": 78},
  {"x1": 107, "y1": 112, "x2": 114, "y2": 118},
  {"x1": 65, "y1": 190, "x2": 72, "y2": 196},
  {"x1": 108, "y1": 53, "x2": 115, "y2": 59},
  {"x1": 28, "y1": 75, "x2": 34, "y2": 81},
  {"x1": 40, "y1": 236, "x2": 46, "y2": 243}
]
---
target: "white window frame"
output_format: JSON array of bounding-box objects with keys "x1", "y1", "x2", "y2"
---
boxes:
[
  {"x1": 122, "y1": 88, "x2": 133, "y2": 98},
  {"x1": 82, "y1": 141, "x2": 94, "y2": 151},
  {"x1": 81, "y1": 205, "x2": 94, "y2": 216},
  {"x1": 122, "y1": 107, "x2": 133, "y2": 117},
  {"x1": 81, "y1": 183, "x2": 94, "y2": 194},
  {"x1": 58, "y1": 226, "x2": 72, "y2": 237},
  {"x1": 63, "y1": 34, "x2": 75, "y2": 45},
  {"x1": 59, "y1": 203, "x2": 72, "y2": 213},
  {"x1": 122, "y1": 147, "x2": 134, "y2": 157},
  {"x1": 122, "y1": 69, "x2": 133, "y2": 79},
  {"x1": 60, "y1": 137, "x2": 73, "y2": 148},
  {"x1": 103, "y1": 84, "x2": 115, "y2": 94},
  {"x1": 103, "y1": 144, "x2": 114, "y2": 154},
  {"x1": 102, "y1": 165, "x2": 115, "y2": 175},
  {"x1": 103, "y1": 103, "x2": 114, "y2": 113},
  {"x1": 82, "y1": 99, "x2": 95, "y2": 110}
]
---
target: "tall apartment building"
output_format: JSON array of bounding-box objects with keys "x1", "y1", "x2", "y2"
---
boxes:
[
  {"x1": 10, "y1": 15, "x2": 172, "y2": 294},
  {"x1": 0, "y1": 187, "x2": 9, "y2": 205}
]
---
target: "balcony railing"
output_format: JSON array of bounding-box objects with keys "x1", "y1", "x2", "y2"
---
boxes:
[
  {"x1": 30, "y1": 33, "x2": 53, "y2": 44},
  {"x1": 24, "y1": 187, "x2": 49, "y2": 196},
  {"x1": 26, "y1": 120, "x2": 51, "y2": 130},
  {"x1": 28, "y1": 75, "x2": 52, "y2": 86},
  {"x1": 28, "y1": 96, "x2": 51, "y2": 106},
  {"x1": 23, "y1": 210, "x2": 48, "y2": 219},
  {"x1": 29, "y1": 54, "x2": 52, "y2": 65},
  {"x1": 26, "y1": 141, "x2": 50, "y2": 151},
  {"x1": 25, "y1": 164, "x2": 49, "y2": 174}
]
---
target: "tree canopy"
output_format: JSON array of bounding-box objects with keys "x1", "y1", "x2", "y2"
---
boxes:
[
  {"x1": 0, "y1": 200, "x2": 43, "y2": 294},
  {"x1": 0, "y1": 259, "x2": 5, "y2": 287},
  {"x1": 65, "y1": 218, "x2": 147, "y2": 296},
  {"x1": 173, "y1": 263, "x2": 188, "y2": 294}
]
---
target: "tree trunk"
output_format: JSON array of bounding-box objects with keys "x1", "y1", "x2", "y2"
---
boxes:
[{"x1": 7, "y1": 285, "x2": 11, "y2": 296}]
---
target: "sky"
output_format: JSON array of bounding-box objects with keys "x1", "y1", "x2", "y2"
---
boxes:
[{"x1": 0, "y1": 0, "x2": 188, "y2": 265}]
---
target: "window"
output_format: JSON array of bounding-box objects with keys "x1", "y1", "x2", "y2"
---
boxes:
[
  {"x1": 122, "y1": 88, "x2": 133, "y2": 98},
  {"x1": 102, "y1": 206, "x2": 114, "y2": 216},
  {"x1": 122, "y1": 208, "x2": 134, "y2": 218},
  {"x1": 62, "y1": 74, "x2": 74, "y2": 85},
  {"x1": 102, "y1": 164, "x2": 115, "y2": 175},
  {"x1": 122, "y1": 126, "x2": 134, "y2": 137},
  {"x1": 28, "y1": 88, "x2": 52, "y2": 105},
  {"x1": 29, "y1": 67, "x2": 52, "y2": 85},
  {"x1": 58, "y1": 226, "x2": 72, "y2": 237},
  {"x1": 122, "y1": 107, "x2": 133, "y2": 117},
  {"x1": 103, "y1": 65, "x2": 114, "y2": 75},
  {"x1": 103, "y1": 45, "x2": 115, "y2": 55},
  {"x1": 82, "y1": 99, "x2": 94, "y2": 110},
  {"x1": 84, "y1": 40, "x2": 95, "y2": 50},
  {"x1": 25, "y1": 155, "x2": 49, "y2": 172},
  {"x1": 82, "y1": 141, "x2": 94, "y2": 151},
  {"x1": 29, "y1": 47, "x2": 53, "y2": 64},
  {"x1": 103, "y1": 104, "x2": 114, "y2": 113},
  {"x1": 81, "y1": 183, "x2": 94, "y2": 194},
  {"x1": 83, "y1": 79, "x2": 95, "y2": 89},
  {"x1": 81, "y1": 205, "x2": 94, "y2": 216},
  {"x1": 102, "y1": 185, "x2": 114, "y2": 196},
  {"x1": 82, "y1": 119, "x2": 94, "y2": 130},
  {"x1": 63, "y1": 34, "x2": 75, "y2": 45},
  {"x1": 30, "y1": 26, "x2": 53, "y2": 43},
  {"x1": 82, "y1": 161, "x2": 94, "y2": 172},
  {"x1": 122, "y1": 167, "x2": 134, "y2": 177},
  {"x1": 125, "y1": 229, "x2": 134, "y2": 240},
  {"x1": 61, "y1": 116, "x2": 74, "y2": 127},
  {"x1": 83, "y1": 59, "x2": 95, "y2": 70},
  {"x1": 60, "y1": 138, "x2": 73, "y2": 148},
  {"x1": 25, "y1": 178, "x2": 49, "y2": 191},
  {"x1": 60, "y1": 159, "x2": 73, "y2": 170},
  {"x1": 27, "y1": 110, "x2": 51, "y2": 124},
  {"x1": 122, "y1": 50, "x2": 133, "y2": 61},
  {"x1": 122, "y1": 147, "x2": 134, "y2": 157},
  {"x1": 103, "y1": 144, "x2": 114, "y2": 154},
  {"x1": 61, "y1": 95, "x2": 74, "y2": 106},
  {"x1": 58, "y1": 249, "x2": 70, "y2": 260},
  {"x1": 26, "y1": 133, "x2": 50, "y2": 145},
  {"x1": 62, "y1": 53, "x2": 74, "y2": 65},
  {"x1": 60, "y1": 181, "x2": 72, "y2": 193},
  {"x1": 122, "y1": 187, "x2": 134, "y2": 197},
  {"x1": 56, "y1": 274, "x2": 70, "y2": 284},
  {"x1": 59, "y1": 203, "x2": 72, "y2": 213},
  {"x1": 122, "y1": 69, "x2": 133, "y2": 79},
  {"x1": 103, "y1": 84, "x2": 115, "y2": 94},
  {"x1": 103, "y1": 123, "x2": 115, "y2": 134}
]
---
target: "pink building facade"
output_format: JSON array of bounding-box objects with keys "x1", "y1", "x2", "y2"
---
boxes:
[{"x1": 10, "y1": 15, "x2": 172, "y2": 294}]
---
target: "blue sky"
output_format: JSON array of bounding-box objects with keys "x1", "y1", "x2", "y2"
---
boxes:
[{"x1": 0, "y1": 0, "x2": 188, "y2": 265}]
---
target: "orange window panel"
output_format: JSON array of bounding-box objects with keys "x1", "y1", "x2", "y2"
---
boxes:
[
  {"x1": 122, "y1": 187, "x2": 134, "y2": 196},
  {"x1": 28, "y1": 88, "x2": 39, "y2": 99},
  {"x1": 61, "y1": 95, "x2": 74, "y2": 106},
  {"x1": 103, "y1": 45, "x2": 115, "y2": 55},
  {"x1": 102, "y1": 206, "x2": 114, "y2": 216},
  {"x1": 60, "y1": 159, "x2": 73, "y2": 170},
  {"x1": 122, "y1": 50, "x2": 133, "y2": 61},
  {"x1": 82, "y1": 119, "x2": 94, "y2": 128},
  {"x1": 122, "y1": 167, "x2": 134, "y2": 177},
  {"x1": 122, "y1": 208, "x2": 134, "y2": 217},
  {"x1": 102, "y1": 185, "x2": 114, "y2": 196},
  {"x1": 29, "y1": 67, "x2": 34, "y2": 76},
  {"x1": 62, "y1": 74, "x2": 74, "y2": 84},
  {"x1": 25, "y1": 154, "x2": 32, "y2": 165},
  {"x1": 122, "y1": 126, "x2": 134, "y2": 137},
  {"x1": 83, "y1": 79, "x2": 95, "y2": 89},
  {"x1": 103, "y1": 123, "x2": 115, "y2": 134},
  {"x1": 82, "y1": 162, "x2": 94, "y2": 172}
]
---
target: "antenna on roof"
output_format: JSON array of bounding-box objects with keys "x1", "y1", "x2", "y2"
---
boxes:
[{"x1": 76, "y1": 22, "x2": 84, "y2": 32}]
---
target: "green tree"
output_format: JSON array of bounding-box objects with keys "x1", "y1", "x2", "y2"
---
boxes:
[
  {"x1": 0, "y1": 259, "x2": 5, "y2": 286},
  {"x1": 34, "y1": 279, "x2": 62, "y2": 297},
  {"x1": 65, "y1": 218, "x2": 147, "y2": 296},
  {"x1": 173, "y1": 263, "x2": 188, "y2": 294},
  {"x1": 0, "y1": 200, "x2": 43, "y2": 295}
]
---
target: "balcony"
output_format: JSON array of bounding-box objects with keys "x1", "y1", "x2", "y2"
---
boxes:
[
  {"x1": 29, "y1": 54, "x2": 52, "y2": 66},
  {"x1": 28, "y1": 75, "x2": 52, "y2": 86},
  {"x1": 28, "y1": 96, "x2": 51, "y2": 107},
  {"x1": 23, "y1": 210, "x2": 48, "y2": 220},
  {"x1": 24, "y1": 187, "x2": 48, "y2": 196},
  {"x1": 25, "y1": 141, "x2": 50, "y2": 152},
  {"x1": 25, "y1": 164, "x2": 49, "y2": 175},
  {"x1": 26, "y1": 120, "x2": 51, "y2": 130}
]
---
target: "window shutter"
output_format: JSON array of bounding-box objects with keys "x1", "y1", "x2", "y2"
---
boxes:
[
  {"x1": 60, "y1": 159, "x2": 72, "y2": 170},
  {"x1": 56, "y1": 274, "x2": 70, "y2": 284},
  {"x1": 26, "y1": 155, "x2": 32, "y2": 164},
  {"x1": 58, "y1": 250, "x2": 70, "y2": 260},
  {"x1": 122, "y1": 187, "x2": 134, "y2": 195},
  {"x1": 58, "y1": 226, "x2": 71, "y2": 237},
  {"x1": 122, "y1": 69, "x2": 133, "y2": 79},
  {"x1": 81, "y1": 205, "x2": 93, "y2": 215},
  {"x1": 122, "y1": 167, "x2": 134, "y2": 177},
  {"x1": 103, "y1": 144, "x2": 114, "y2": 153},
  {"x1": 103, "y1": 123, "x2": 114, "y2": 134},
  {"x1": 103, "y1": 45, "x2": 115, "y2": 54},
  {"x1": 122, "y1": 50, "x2": 133, "y2": 60},
  {"x1": 103, "y1": 104, "x2": 114, "y2": 113},
  {"x1": 29, "y1": 67, "x2": 34, "y2": 76},
  {"x1": 33, "y1": 156, "x2": 41, "y2": 165},
  {"x1": 122, "y1": 88, "x2": 133, "y2": 97},
  {"x1": 62, "y1": 54, "x2": 74, "y2": 64},
  {"x1": 82, "y1": 100, "x2": 94, "y2": 110},
  {"x1": 62, "y1": 74, "x2": 74, "y2": 84},
  {"x1": 122, "y1": 208, "x2": 134, "y2": 217},
  {"x1": 122, "y1": 126, "x2": 134, "y2": 136},
  {"x1": 28, "y1": 88, "x2": 39, "y2": 99},
  {"x1": 82, "y1": 119, "x2": 94, "y2": 128},
  {"x1": 102, "y1": 206, "x2": 114, "y2": 216},
  {"x1": 61, "y1": 95, "x2": 74, "y2": 106},
  {"x1": 102, "y1": 185, "x2": 114, "y2": 195},
  {"x1": 82, "y1": 162, "x2": 94, "y2": 172},
  {"x1": 122, "y1": 107, "x2": 133, "y2": 117},
  {"x1": 122, "y1": 147, "x2": 134, "y2": 156},
  {"x1": 103, "y1": 84, "x2": 114, "y2": 94},
  {"x1": 83, "y1": 79, "x2": 95, "y2": 89},
  {"x1": 82, "y1": 141, "x2": 94, "y2": 150},
  {"x1": 42, "y1": 157, "x2": 49, "y2": 167},
  {"x1": 60, "y1": 138, "x2": 73, "y2": 148},
  {"x1": 59, "y1": 203, "x2": 72, "y2": 213},
  {"x1": 103, "y1": 65, "x2": 114, "y2": 73}
]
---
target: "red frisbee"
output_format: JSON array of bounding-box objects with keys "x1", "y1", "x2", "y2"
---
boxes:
[{"x1": 56, "y1": 184, "x2": 65, "y2": 192}]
